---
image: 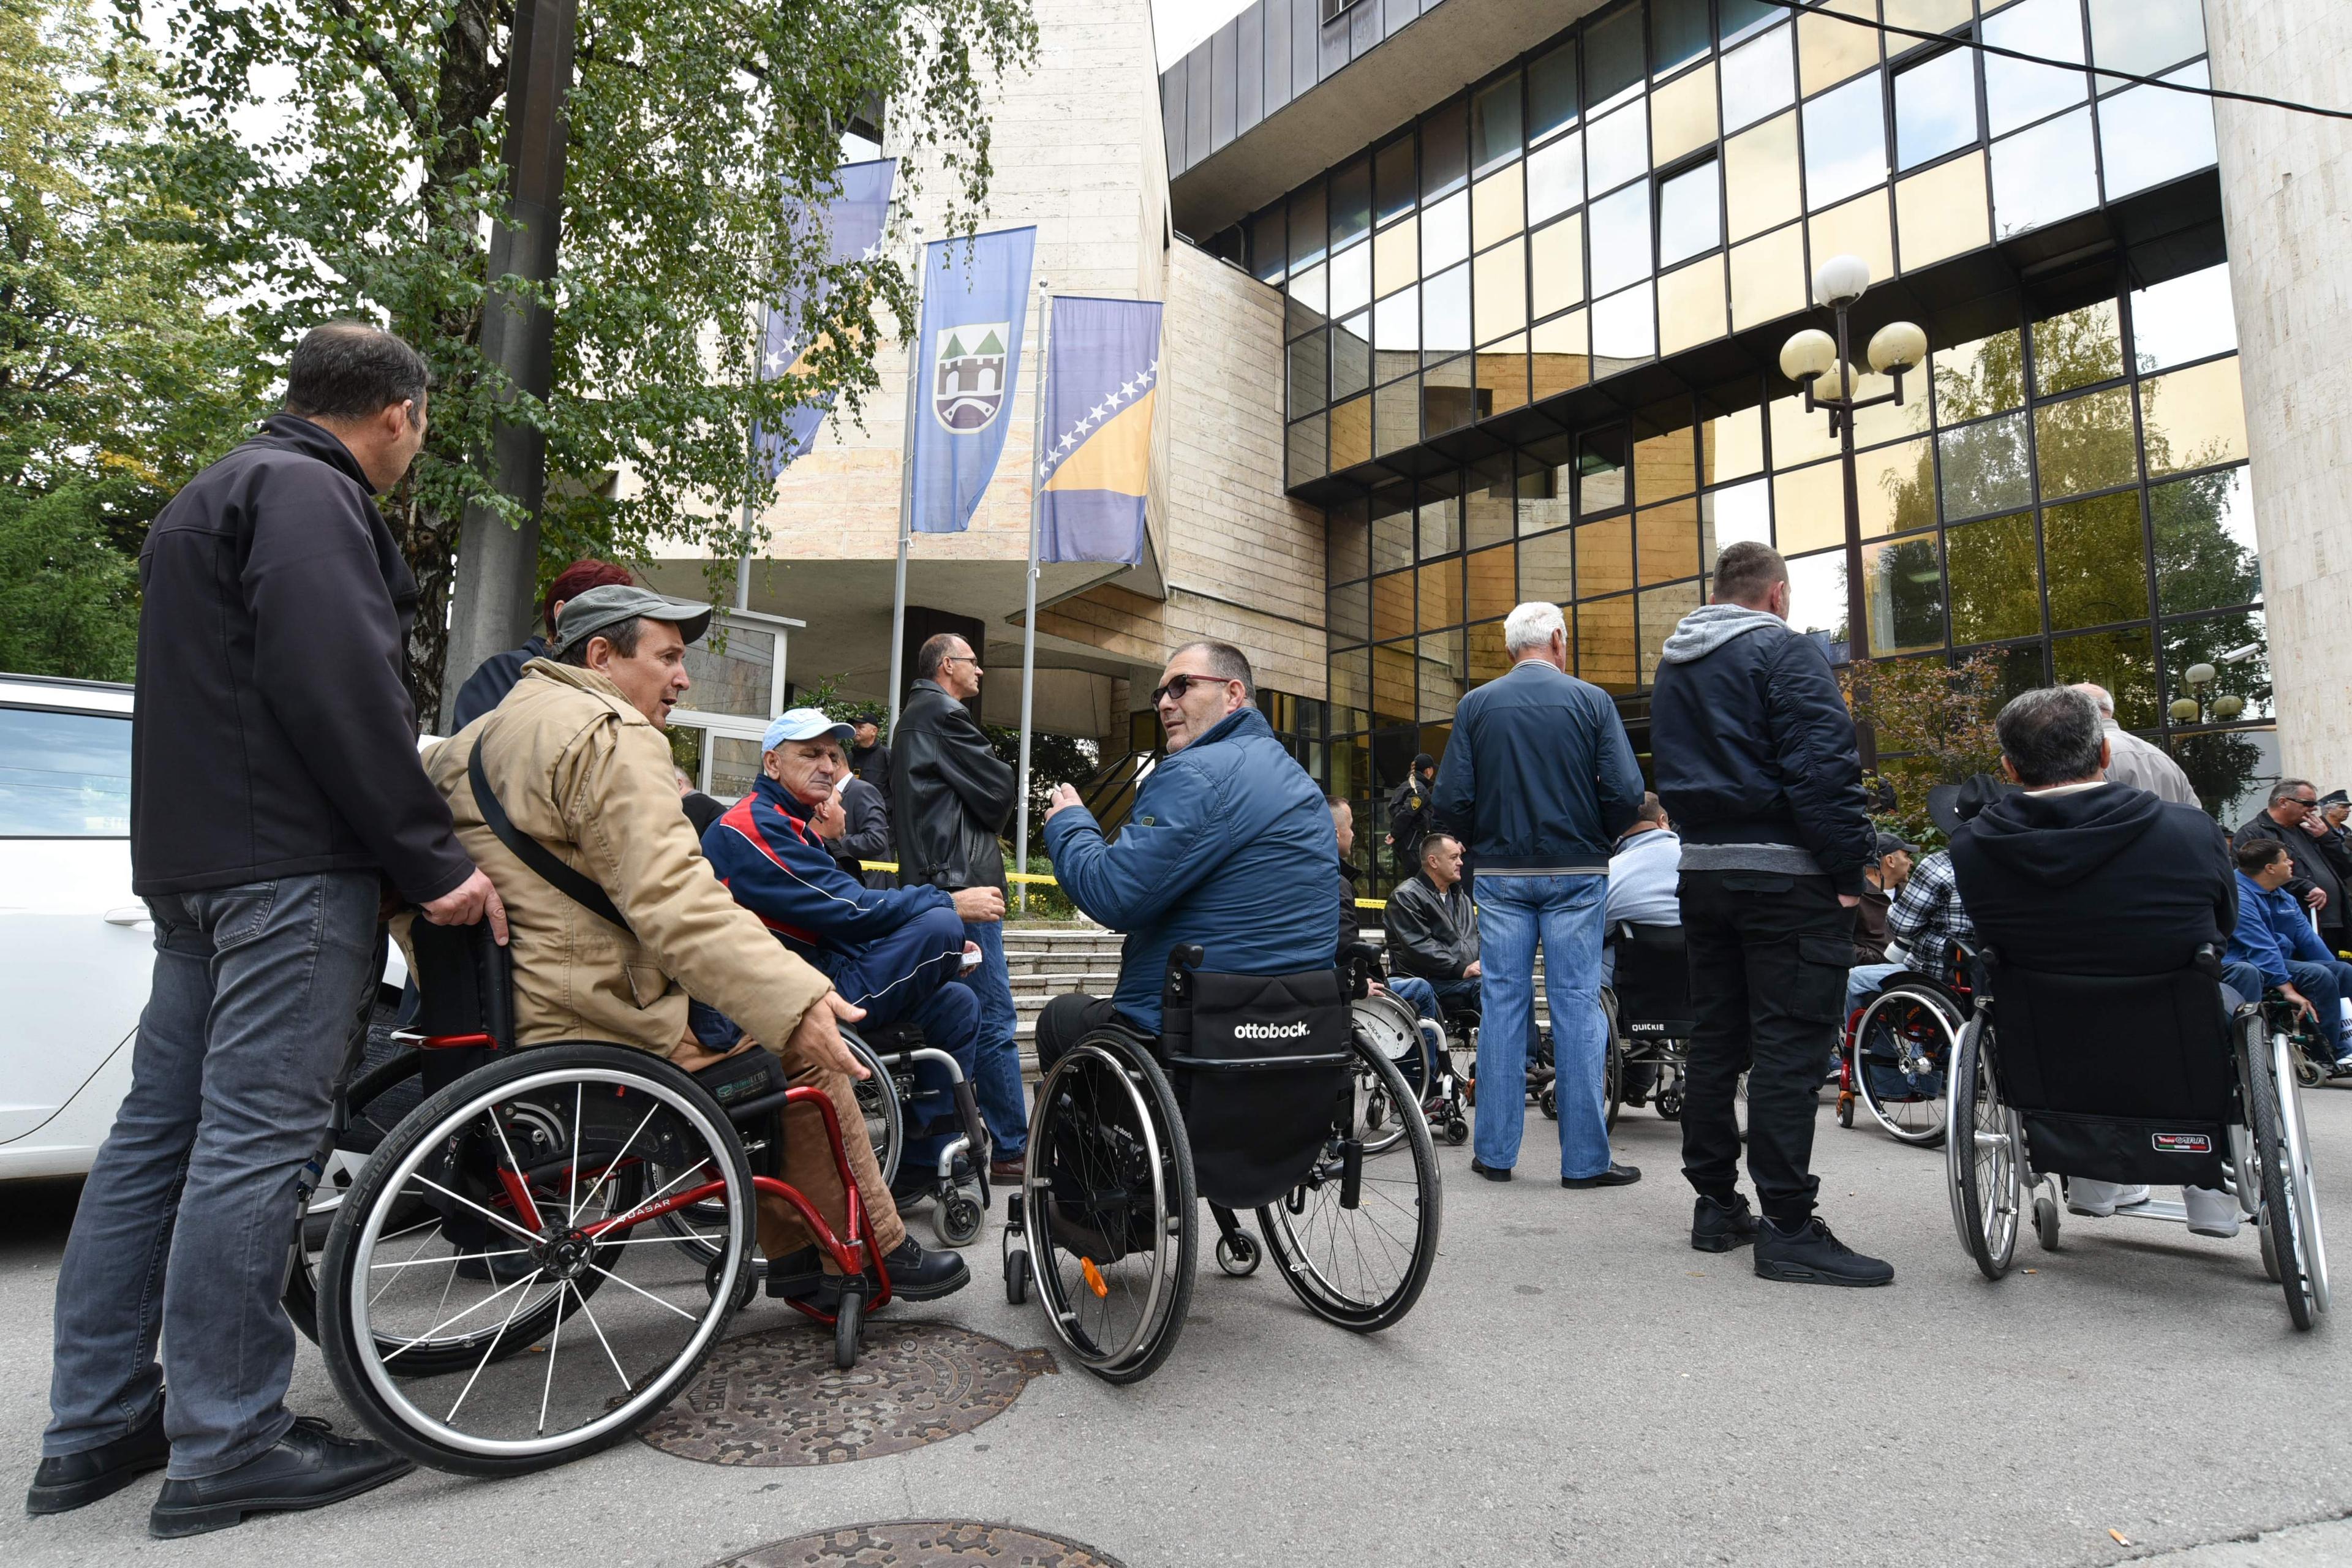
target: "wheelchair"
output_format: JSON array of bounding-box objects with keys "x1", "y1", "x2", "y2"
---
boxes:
[
  {"x1": 999, "y1": 946, "x2": 1443, "y2": 1384},
  {"x1": 1349, "y1": 984, "x2": 1466, "y2": 1150},
  {"x1": 1946, "y1": 943, "x2": 2331, "y2": 1329},
  {"x1": 1600, "y1": 921, "x2": 1695, "y2": 1127},
  {"x1": 1837, "y1": 938, "x2": 1976, "y2": 1148},
  {"x1": 843, "y1": 1022, "x2": 992, "y2": 1246},
  {"x1": 286, "y1": 921, "x2": 905, "y2": 1477}
]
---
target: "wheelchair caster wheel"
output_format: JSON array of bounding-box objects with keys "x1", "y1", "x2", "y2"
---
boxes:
[
  {"x1": 1004, "y1": 1247, "x2": 1031, "y2": 1306},
  {"x1": 1655, "y1": 1090, "x2": 1683, "y2": 1121},
  {"x1": 938, "y1": 1193, "x2": 984, "y2": 1248},
  {"x1": 1539, "y1": 1085, "x2": 1558, "y2": 1121},
  {"x1": 1444, "y1": 1117, "x2": 1469, "y2": 1146},
  {"x1": 834, "y1": 1287, "x2": 864, "y2": 1370},
  {"x1": 2296, "y1": 1056, "x2": 2326, "y2": 1090},
  {"x1": 2034, "y1": 1194, "x2": 2061, "y2": 1253},
  {"x1": 1215, "y1": 1232, "x2": 1261, "y2": 1277},
  {"x1": 1837, "y1": 1094, "x2": 1855, "y2": 1129}
]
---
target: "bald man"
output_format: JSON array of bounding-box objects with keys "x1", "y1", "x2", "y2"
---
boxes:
[{"x1": 2068, "y1": 684, "x2": 2196, "y2": 807}]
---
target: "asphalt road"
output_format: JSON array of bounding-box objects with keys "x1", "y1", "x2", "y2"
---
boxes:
[{"x1": 6, "y1": 1085, "x2": 2352, "y2": 1568}]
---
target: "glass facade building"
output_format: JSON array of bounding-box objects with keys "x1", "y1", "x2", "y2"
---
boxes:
[{"x1": 1178, "y1": 0, "x2": 2264, "y2": 895}]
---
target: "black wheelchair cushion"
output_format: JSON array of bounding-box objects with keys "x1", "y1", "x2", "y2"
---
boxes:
[
  {"x1": 1610, "y1": 922, "x2": 1695, "y2": 1040},
  {"x1": 1162, "y1": 966, "x2": 1352, "y2": 1211},
  {"x1": 1986, "y1": 959, "x2": 2234, "y2": 1188}
]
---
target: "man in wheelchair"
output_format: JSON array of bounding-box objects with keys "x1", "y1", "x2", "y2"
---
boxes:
[
  {"x1": 693, "y1": 707, "x2": 1001, "y2": 1214},
  {"x1": 1381, "y1": 832, "x2": 1483, "y2": 1034},
  {"x1": 417, "y1": 586, "x2": 968, "y2": 1302},
  {"x1": 1038, "y1": 639, "x2": 1340, "y2": 1066},
  {"x1": 1948, "y1": 686, "x2": 2263, "y2": 1233},
  {"x1": 2228, "y1": 837, "x2": 2352, "y2": 1076}
]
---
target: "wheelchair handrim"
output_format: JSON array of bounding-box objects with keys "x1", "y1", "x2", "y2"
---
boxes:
[
  {"x1": 1853, "y1": 988, "x2": 1956, "y2": 1146},
  {"x1": 1946, "y1": 1020, "x2": 2019, "y2": 1270},
  {"x1": 1027, "y1": 1042, "x2": 1180, "y2": 1371},
  {"x1": 345, "y1": 1065, "x2": 750, "y2": 1460},
  {"x1": 2274, "y1": 1025, "x2": 2331, "y2": 1313}
]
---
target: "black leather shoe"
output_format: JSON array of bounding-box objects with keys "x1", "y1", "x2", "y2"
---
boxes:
[
  {"x1": 1754, "y1": 1216, "x2": 1894, "y2": 1287},
  {"x1": 148, "y1": 1418, "x2": 410, "y2": 1539},
  {"x1": 1469, "y1": 1158, "x2": 1512, "y2": 1182},
  {"x1": 26, "y1": 1394, "x2": 168, "y2": 1515},
  {"x1": 1562, "y1": 1163, "x2": 1642, "y2": 1189},
  {"x1": 764, "y1": 1245, "x2": 826, "y2": 1300},
  {"x1": 878, "y1": 1238, "x2": 969, "y2": 1302},
  {"x1": 1691, "y1": 1194, "x2": 1760, "y2": 1253}
]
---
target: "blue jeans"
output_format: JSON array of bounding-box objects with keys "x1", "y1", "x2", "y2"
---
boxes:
[
  {"x1": 821, "y1": 903, "x2": 984, "y2": 1172},
  {"x1": 1387, "y1": 973, "x2": 1479, "y2": 1027},
  {"x1": 2286, "y1": 957, "x2": 2352, "y2": 1060},
  {"x1": 964, "y1": 918, "x2": 1027, "y2": 1158},
  {"x1": 1844, "y1": 961, "x2": 1904, "y2": 1020},
  {"x1": 1474, "y1": 873, "x2": 1611, "y2": 1179},
  {"x1": 46, "y1": 873, "x2": 379, "y2": 1479}
]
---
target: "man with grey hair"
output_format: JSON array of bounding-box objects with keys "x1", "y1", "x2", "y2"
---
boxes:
[
  {"x1": 1432, "y1": 600, "x2": 1645, "y2": 1188},
  {"x1": 1652, "y1": 540, "x2": 1885, "y2": 1284},
  {"x1": 2234, "y1": 776, "x2": 2346, "y2": 956},
  {"x1": 2068, "y1": 683, "x2": 2196, "y2": 805}
]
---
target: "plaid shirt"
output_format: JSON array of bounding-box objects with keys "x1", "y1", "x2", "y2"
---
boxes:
[{"x1": 1887, "y1": 850, "x2": 1973, "y2": 962}]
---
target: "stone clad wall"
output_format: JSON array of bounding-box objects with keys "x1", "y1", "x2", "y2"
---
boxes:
[{"x1": 2204, "y1": 0, "x2": 2352, "y2": 783}]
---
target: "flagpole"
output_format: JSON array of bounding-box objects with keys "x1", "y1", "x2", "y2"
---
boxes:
[
  {"x1": 888, "y1": 224, "x2": 925, "y2": 742},
  {"x1": 1014, "y1": 279, "x2": 1052, "y2": 917}
]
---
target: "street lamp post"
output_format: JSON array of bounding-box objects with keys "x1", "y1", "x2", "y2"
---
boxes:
[{"x1": 1778, "y1": 255, "x2": 1927, "y2": 775}]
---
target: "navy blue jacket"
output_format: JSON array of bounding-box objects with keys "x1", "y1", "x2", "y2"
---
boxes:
[
  {"x1": 1431, "y1": 659, "x2": 1644, "y2": 874},
  {"x1": 1044, "y1": 706, "x2": 1340, "y2": 1031},
  {"x1": 1650, "y1": 610, "x2": 1875, "y2": 896},
  {"x1": 450, "y1": 635, "x2": 548, "y2": 729},
  {"x1": 701, "y1": 773, "x2": 953, "y2": 970}
]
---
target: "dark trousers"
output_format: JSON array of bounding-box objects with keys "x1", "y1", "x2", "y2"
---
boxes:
[
  {"x1": 1678, "y1": 869, "x2": 1856, "y2": 1227},
  {"x1": 820, "y1": 904, "x2": 984, "y2": 1169},
  {"x1": 1035, "y1": 992, "x2": 1142, "y2": 1076}
]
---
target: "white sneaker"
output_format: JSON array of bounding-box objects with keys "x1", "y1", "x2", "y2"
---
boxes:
[
  {"x1": 2067, "y1": 1180, "x2": 2153, "y2": 1218},
  {"x1": 2184, "y1": 1185, "x2": 2242, "y2": 1239}
]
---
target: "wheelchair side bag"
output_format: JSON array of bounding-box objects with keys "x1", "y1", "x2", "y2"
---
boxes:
[{"x1": 1162, "y1": 965, "x2": 1353, "y2": 1210}]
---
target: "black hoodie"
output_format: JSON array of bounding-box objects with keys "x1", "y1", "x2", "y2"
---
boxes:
[{"x1": 1949, "y1": 783, "x2": 2235, "y2": 975}]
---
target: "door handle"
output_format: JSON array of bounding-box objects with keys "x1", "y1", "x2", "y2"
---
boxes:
[{"x1": 104, "y1": 907, "x2": 154, "y2": 927}]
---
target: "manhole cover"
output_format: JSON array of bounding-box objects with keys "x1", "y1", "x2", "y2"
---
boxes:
[
  {"x1": 714, "y1": 1522, "x2": 1123, "y2": 1567},
  {"x1": 639, "y1": 1322, "x2": 1055, "y2": 1466}
]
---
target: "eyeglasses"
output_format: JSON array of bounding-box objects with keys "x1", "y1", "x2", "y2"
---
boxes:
[
  {"x1": 1151, "y1": 671, "x2": 1234, "y2": 706},
  {"x1": 941, "y1": 654, "x2": 980, "y2": 668}
]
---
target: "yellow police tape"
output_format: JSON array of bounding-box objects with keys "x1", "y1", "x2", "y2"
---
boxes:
[{"x1": 858, "y1": 860, "x2": 1387, "y2": 909}]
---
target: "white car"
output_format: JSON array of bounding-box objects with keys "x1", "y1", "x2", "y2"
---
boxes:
[{"x1": 0, "y1": 671, "x2": 405, "y2": 1182}]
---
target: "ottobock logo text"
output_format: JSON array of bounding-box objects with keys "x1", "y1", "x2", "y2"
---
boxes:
[{"x1": 1233, "y1": 1021, "x2": 1313, "y2": 1041}]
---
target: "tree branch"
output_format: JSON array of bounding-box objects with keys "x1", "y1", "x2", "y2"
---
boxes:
[{"x1": 321, "y1": 0, "x2": 434, "y2": 144}]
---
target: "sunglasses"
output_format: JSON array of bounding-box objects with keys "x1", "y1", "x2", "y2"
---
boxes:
[{"x1": 1151, "y1": 671, "x2": 1235, "y2": 706}]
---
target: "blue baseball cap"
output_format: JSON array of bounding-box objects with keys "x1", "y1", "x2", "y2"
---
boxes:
[{"x1": 762, "y1": 707, "x2": 856, "y2": 752}]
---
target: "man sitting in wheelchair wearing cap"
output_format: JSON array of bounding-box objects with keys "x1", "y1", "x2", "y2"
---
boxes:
[
  {"x1": 417, "y1": 585, "x2": 968, "y2": 1305},
  {"x1": 694, "y1": 707, "x2": 1000, "y2": 1237}
]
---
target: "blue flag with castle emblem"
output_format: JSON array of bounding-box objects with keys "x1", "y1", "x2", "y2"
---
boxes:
[
  {"x1": 1038, "y1": 296, "x2": 1161, "y2": 565},
  {"x1": 908, "y1": 227, "x2": 1036, "y2": 534},
  {"x1": 753, "y1": 158, "x2": 897, "y2": 480}
]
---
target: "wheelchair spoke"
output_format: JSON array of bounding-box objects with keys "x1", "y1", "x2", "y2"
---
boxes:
[
  {"x1": 409, "y1": 1172, "x2": 545, "y2": 1248},
  {"x1": 444, "y1": 1265, "x2": 545, "y2": 1425},
  {"x1": 537, "y1": 1281, "x2": 567, "y2": 1436},
  {"x1": 567, "y1": 1084, "x2": 582, "y2": 1224},
  {"x1": 382, "y1": 1267, "x2": 546, "y2": 1364},
  {"x1": 569, "y1": 1102, "x2": 663, "y2": 1224},
  {"x1": 369, "y1": 1246, "x2": 531, "y2": 1273},
  {"x1": 569, "y1": 1284, "x2": 633, "y2": 1393},
  {"x1": 583, "y1": 1262, "x2": 701, "y2": 1322}
]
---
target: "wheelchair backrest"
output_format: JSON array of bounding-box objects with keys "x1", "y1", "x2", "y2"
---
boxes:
[
  {"x1": 1610, "y1": 922, "x2": 1696, "y2": 1039},
  {"x1": 1161, "y1": 949, "x2": 1354, "y2": 1210},
  {"x1": 1980, "y1": 954, "x2": 2233, "y2": 1124},
  {"x1": 407, "y1": 918, "x2": 516, "y2": 1052}
]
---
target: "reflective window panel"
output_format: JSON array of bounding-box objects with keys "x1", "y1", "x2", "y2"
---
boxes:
[
  {"x1": 1983, "y1": 0, "x2": 2087, "y2": 137},
  {"x1": 1894, "y1": 46, "x2": 1977, "y2": 172},
  {"x1": 1721, "y1": 23, "x2": 1795, "y2": 133}
]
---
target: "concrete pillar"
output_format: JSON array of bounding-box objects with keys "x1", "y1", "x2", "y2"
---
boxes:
[{"x1": 2203, "y1": 0, "x2": 2352, "y2": 782}]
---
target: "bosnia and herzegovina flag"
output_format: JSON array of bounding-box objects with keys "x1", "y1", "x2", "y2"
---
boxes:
[
  {"x1": 752, "y1": 157, "x2": 897, "y2": 480},
  {"x1": 1037, "y1": 295, "x2": 1163, "y2": 565}
]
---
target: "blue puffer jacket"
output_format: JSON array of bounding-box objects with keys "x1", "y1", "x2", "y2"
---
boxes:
[{"x1": 1044, "y1": 705, "x2": 1341, "y2": 1031}]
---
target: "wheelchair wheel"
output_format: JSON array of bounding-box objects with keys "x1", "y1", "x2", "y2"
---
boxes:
[
  {"x1": 1256, "y1": 1031, "x2": 1441, "y2": 1333},
  {"x1": 287, "y1": 1025, "x2": 428, "y2": 1348},
  {"x1": 1025, "y1": 1034, "x2": 1196, "y2": 1384},
  {"x1": 1946, "y1": 1017, "x2": 2020, "y2": 1280},
  {"x1": 2242, "y1": 1014, "x2": 2326, "y2": 1329},
  {"x1": 2033, "y1": 1189, "x2": 2061, "y2": 1253},
  {"x1": 317, "y1": 1043, "x2": 755, "y2": 1475},
  {"x1": 848, "y1": 1029, "x2": 903, "y2": 1185},
  {"x1": 937, "y1": 1188, "x2": 986, "y2": 1248},
  {"x1": 1852, "y1": 986, "x2": 1956, "y2": 1148},
  {"x1": 1347, "y1": 992, "x2": 1420, "y2": 1158}
]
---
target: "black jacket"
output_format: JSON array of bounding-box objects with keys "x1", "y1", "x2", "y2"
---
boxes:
[
  {"x1": 828, "y1": 776, "x2": 895, "y2": 889},
  {"x1": 130, "y1": 415, "x2": 472, "y2": 902},
  {"x1": 891, "y1": 678, "x2": 1015, "y2": 892},
  {"x1": 1387, "y1": 775, "x2": 1434, "y2": 856},
  {"x1": 849, "y1": 741, "x2": 891, "y2": 790},
  {"x1": 2233, "y1": 814, "x2": 2346, "y2": 937},
  {"x1": 1383, "y1": 873, "x2": 1479, "y2": 981},
  {"x1": 680, "y1": 789, "x2": 725, "y2": 837},
  {"x1": 1951, "y1": 784, "x2": 2236, "y2": 976},
  {"x1": 1650, "y1": 608, "x2": 1875, "y2": 896},
  {"x1": 450, "y1": 634, "x2": 548, "y2": 729},
  {"x1": 1333, "y1": 857, "x2": 1372, "y2": 965}
]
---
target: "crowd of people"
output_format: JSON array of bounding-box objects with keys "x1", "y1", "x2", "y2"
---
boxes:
[{"x1": 30, "y1": 320, "x2": 2348, "y2": 1536}]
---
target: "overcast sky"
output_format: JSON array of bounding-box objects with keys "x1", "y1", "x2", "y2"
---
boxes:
[{"x1": 1152, "y1": 0, "x2": 1256, "y2": 62}]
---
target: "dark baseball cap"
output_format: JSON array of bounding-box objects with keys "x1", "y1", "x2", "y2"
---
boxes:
[
  {"x1": 549, "y1": 584, "x2": 714, "y2": 657},
  {"x1": 1874, "y1": 830, "x2": 1918, "y2": 859}
]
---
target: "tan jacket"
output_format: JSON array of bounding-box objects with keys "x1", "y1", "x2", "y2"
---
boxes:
[{"x1": 408, "y1": 659, "x2": 831, "y2": 1059}]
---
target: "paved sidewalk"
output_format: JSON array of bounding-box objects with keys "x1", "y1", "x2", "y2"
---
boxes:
[{"x1": 6, "y1": 1085, "x2": 2351, "y2": 1567}]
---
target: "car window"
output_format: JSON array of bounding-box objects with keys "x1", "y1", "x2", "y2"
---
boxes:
[{"x1": 0, "y1": 705, "x2": 133, "y2": 837}]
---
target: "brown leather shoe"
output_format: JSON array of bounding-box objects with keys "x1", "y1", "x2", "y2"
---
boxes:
[{"x1": 989, "y1": 1158, "x2": 1025, "y2": 1185}]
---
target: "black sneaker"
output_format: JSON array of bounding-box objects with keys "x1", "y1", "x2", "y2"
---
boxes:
[
  {"x1": 148, "y1": 1418, "x2": 409, "y2": 1539},
  {"x1": 1754, "y1": 1216, "x2": 1894, "y2": 1287},
  {"x1": 1691, "y1": 1194, "x2": 1760, "y2": 1253},
  {"x1": 26, "y1": 1393, "x2": 169, "y2": 1515}
]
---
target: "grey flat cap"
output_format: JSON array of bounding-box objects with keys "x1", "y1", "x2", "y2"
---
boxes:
[{"x1": 549, "y1": 584, "x2": 714, "y2": 656}]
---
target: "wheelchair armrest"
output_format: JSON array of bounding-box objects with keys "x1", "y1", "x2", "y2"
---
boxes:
[{"x1": 2190, "y1": 943, "x2": 2223, "y2": 981}]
